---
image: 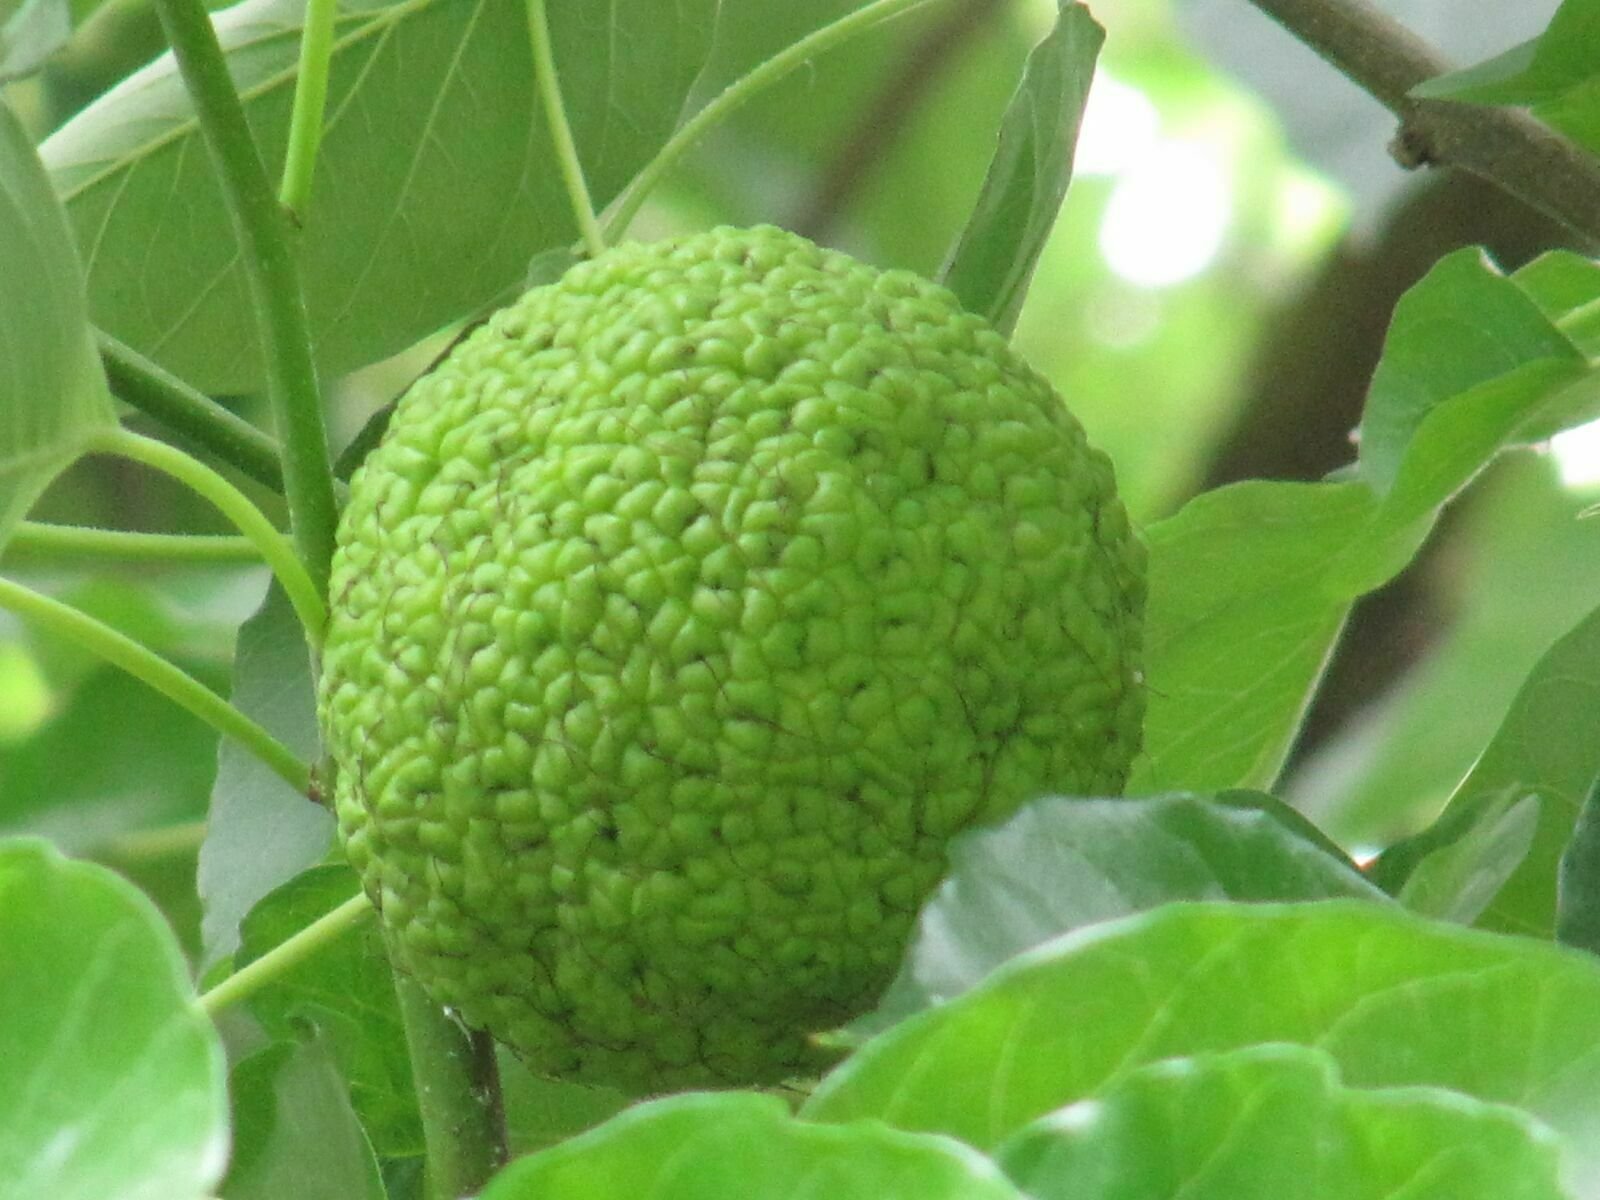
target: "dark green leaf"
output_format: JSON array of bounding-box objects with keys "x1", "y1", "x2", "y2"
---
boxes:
[
  {"x1": 498, "y1": 1051, "x2": 628, "y2": 1158},
  {"x1": 939, "y1": 1, "x2": 1102, "y2": 335},
  {"x1": 223, "y1": 1037, "x2": 385, "y2": 1200},
  {"x1": 198, "y1": 582, "x2": 331, "y2": 968},
  {"x1": 867, "y1": 793, "x2": 1381, "y2": 1029},
  {"x1": 1558, "y1": 777, "x2": 1600, "y2": 955},
  {"x1": 998, "y1": 1044, "x2": 1569, "y2": 1200},
  {"x1": 0, "y1": 837, "x2": 226, "y2": 1200},
  {"x1": 803, "y1": 900, "x2": 1600, "y2": 1187},
  {"x1": 0, "y1": 98, "x2": 114, "y2": 549},
  {"x1": 480, "y1": 1092, "x2": 1023, "y2": 1200},
  {"x1": 236, "y1": 864, "x2": 420, "y2": 1158},
  {"x1": 1397, "y1": 787, "x2": 1541, "y2": 924}
]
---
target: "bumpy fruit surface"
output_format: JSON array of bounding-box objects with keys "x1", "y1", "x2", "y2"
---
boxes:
[{"x1": 319, "y1": 225, "x2": 1144, "y2": 1091}]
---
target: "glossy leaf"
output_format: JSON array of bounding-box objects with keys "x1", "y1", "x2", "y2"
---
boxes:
[
  {"x1": 804, "y1": 900, "x2": 1600, "y2": 1192},
  {"x1": 1397, "y1": 787, "x2": 1540, "y2": 924},
  {"x1": 0, "y1": 98, "x2": 114, "y2": 550},
  {"x1": 198, "y1": 582, "x2": 330, "y2": 968},
  {"x1": 0, "y1": 838, "x2": 226, "y2": 1200},
  {"x1": 222, "y1": 1037, "x2": 385, "y2": 1200},
  {"x1": 868, "y1": 793, "x2": 1381, "y2": 1028},
  {"x1": 1131, "y1": 248, "x2": 1598, "y2": 794},
  {"x1": 480, "y1": 1092, "x2": 1022, "y2": 1200},
  {"x1": 235, "y1": 864, "x2": 419, "y2": 1157},
  {"x1": 939, "y1": 0, "x2": 1102, "y2": 335},
  {"x1": 998, "y1": 1044, "x2": 1569, "y2": 1200}
]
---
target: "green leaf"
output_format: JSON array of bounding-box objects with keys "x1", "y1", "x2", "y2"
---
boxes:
[
  {"x1": 0, "y1": 837, "x2": 226, "y2": 1200},
  {"x1": 38, "y1": 0, "x2": 833, "y2": 394},
  {"x1": 236, "y1": 864, "x2": 421, "y2": 1158},
  {"x1": 1513, "y1": 249, "x2": 1600, "y2": 357},
  {"x1": 802, "y1": 901, "x2": 1600, "y2": 1186},
  {"x1": 1379, "y1": 600, "x2": 1600, "y2": 938},
  {"x1": 1397, "y1": 787, "x2": 1541, "y2": 924},
  {"x1": 867, "y1": 793, "x2": 1381, "y2": 1029},
  {"x1": 198, "y1": 582, "x2": 331, "y2": 968},
  {"x1": 223, "y1": 1037, "x2": 386, "y2": 1200},
  {"x1": 938, "y1": 1, "x2": 1102, "y2": 335},
  {"x1": 997, "y1": 1044, "x2": 1569, "y2": 1200},
  {"x1": 1411, "y1": 1, "x2": 1600, "y2": 154},
  {"x1": 0, "y1": 98, "x2": 114, "y2": 551},
  {"x1": 0, "y1": 0, "x2": 69, "y2": 81},
  {"x1": 498, "y1": 1052, "x2": 628, "y2": 1157},
  {"x1": 480, "y1": 1092, "x2": 1023, "y2": 1200},
  {"x1": 1558, "y1": 778, "x2": 1600, "y2": 955},
  {"x1": 1131, "y1": 248, "x2": 1600, "y2": 794}
]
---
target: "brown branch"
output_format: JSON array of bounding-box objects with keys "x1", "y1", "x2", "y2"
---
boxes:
[
  {"x1": 1246, "y1": 0, "x2": 1600, "y2": 246},
  {"x1": 793, "y1": 0, "x2": 1008, "y2": 240}
]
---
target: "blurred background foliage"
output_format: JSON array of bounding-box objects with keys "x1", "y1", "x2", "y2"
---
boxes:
[{"x1": 1, "y1": 0, "x2": 1594, "y2": 931}]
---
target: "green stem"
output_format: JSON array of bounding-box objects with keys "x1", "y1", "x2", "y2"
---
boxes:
[
  {"x1": 91, "y1": 427, "x2": 327, "y2": 643},
  {"x1": 278, "y1": 0, "x2": 339, "y2": 219},
  {"x1": 98, "y1": 820, "x2": 209, "y2": 863},
  {"x1": 198, "y1": 891, "x2": 373, "y2": 1015},
  {"x1": 395, "y1": 975, "x2": 507, "y2": 1199},
  {"x1": 8, "y1": 522, "x2": 259, "y2": 563},
  {"x1": 603, "y1": 0, "x2": 936, "y2": 242},
  {"x1": 0, "y1": 574, "x2": 309, "y2": 793},
  {"x1": 98, "y1": 330, "x2": 285, "y2": 493},
  {"x1": 152, "y1": 0, "x2": 339, "y2": 595},
  {"x1": 526, "y1": 0, "x2": 606, "y2": 257}
]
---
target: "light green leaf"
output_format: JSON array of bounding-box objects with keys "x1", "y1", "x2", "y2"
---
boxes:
[
  {"x1": 222, "y1": 1037, "x2": 386, "y2": 1200},
  {"x1": 38, "y1": 0, "x2": 848, "y2": 394},
  {"x1": 803, "y1": 901, "x2": 1600, "y2": 1191},
  {"x1": 1131, "y1": 248, "x2": 1599, "y2": 794},
  {"x1": 1397, "y1": 787, "x2": 1541, "y2": 924},
  {"x1": 236, "y1": 864, "x2": 420, "y2": 1158},
  {"x1": 939, "y1": 1, "x2": 1101, "y2": 335},
  {"x1": 0, "y1": 98, "x2": 114, "y2": 550},
  {"x1": 0, "y1": 838, "x2": 227, "y2": 1200},
  {"x1": 198, "y1": 581, "x2": 331, "y2": 968},
  {"x1": 480, "y1": 1092, "x2": 1023, "y2": 1200},
  {"x1": 866, "y1": 793, "x2": 1381, "y2": 1029},
  {"x1": 998, "y1": 1044, "x2": 1569, "y2": 1200}
]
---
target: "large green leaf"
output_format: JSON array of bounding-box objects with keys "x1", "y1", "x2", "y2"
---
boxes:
[
  {"x1": 803, "y1": 901, "x2": 1600, "y2": 1192},
  {"x1": 938, "y1": 0, "x2": 1101, "y2": 335},
  {"x1": 998, "y1": 1044, "x2": 1569, "y2": 1200},
  {"x1": 0, "y1": 98, "x2": 113, "y2": 550},
  {"x1": 198, "y1": 582, "x2": 330, "y2": 967},
  {"x1": 480, "y1": 1092, "x2": 1023, "y2": 1200},
  {"x1": 0, "y1": 838, "x2": 226, "y2": 1200},
  {"x1": 222, "y1": 1037, "x2": 385, "y2": 1200},
  {"x1": 38, "y1": 0, "x2": 887, "y2": 394},
  {"x1": 1131, "y1": 248, "x2": 1598, "y2": 793},
  {"x1": 235, "y1": 864, "x2": 420, "y2": 1157},
  {"x1": 866, "y1": 793, "x2": 1381, "y2": 1029}
]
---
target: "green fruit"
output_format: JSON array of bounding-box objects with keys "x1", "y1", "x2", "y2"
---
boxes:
[{"x1": 319, "y1": 225, "x2": 1144, "y2": 1092}]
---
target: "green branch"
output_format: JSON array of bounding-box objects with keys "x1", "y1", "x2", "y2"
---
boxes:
[
  {"x1": 395, "y1": 975, "x2": 508, "y2": 1199},
  {"x1": 151, "y1": 0, "x2": 339, "y2": 595},
  {"x1": 0, "y1": 575, "x2": 309, "y2": 792},
  {"x1": 98, "y1": 330, "x2": 285, "y2": 493},
  {"x1": 8, "y1": 523, "x2": 259, "y2": 563},
  {"x1": 603, "y1": 0, "x2": 937, "y2": 242},
  {"x1": 198, "y1": 890, "x2": 373, "y2": 1015},
  {"x1": 91, "y1": 427, "x2": 327, "y2": 643},
  {"x1": 526, "y1": 0, "x2": 606, "y2": 257},
  {"x1": 279, "y1": 0, "x2": 339, "y2": 218}
]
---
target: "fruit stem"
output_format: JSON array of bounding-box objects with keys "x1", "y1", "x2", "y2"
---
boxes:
[
  {"x1": 278, "y1": 0, "x2": 339, "y2": 220},
  {"x1": 197, "y1": 890, "x2": 373, "y2": 1016},
  {"x1": 525, "y1": 0, "x2": 607, "y2": 258},
  {"x1": 602, "y1": 0, "x2": 937, "y2": 242},
  {"x1": 394, "y1": 974, "x2": 508, "y2": 1199},
  {"x1": 0, "y1": 574, "x2": 311, "y2": 794},
  {"x1": 98, "y1": 330, "x2": 287, "y2": 494},
  {"x1": 151, "y1": 0, "x2": 340, "y2": 599},
  {"x1": 7, "y1": 523, "x2": 259, "y2": 563},
  {"x1": 90, "y1": 427, "x2": 327, "y2": 646}
]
